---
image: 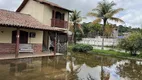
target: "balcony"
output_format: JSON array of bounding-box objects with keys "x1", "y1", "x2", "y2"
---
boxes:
[{"x1": 51, "y1": 19, "x2": 68, "y2": 28}]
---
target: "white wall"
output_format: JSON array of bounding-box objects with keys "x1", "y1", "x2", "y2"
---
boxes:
[
  {"x1": 0, "y1": 27, "x2": 43, "y2": 44},
  {"x1": 20, "y1": 0, "x2": 44, "y2": 23},
  {"x1": 43, "y1": 5, "x2": 52, "y2": 26},
  {"x1": 77, "y1": 37, "x2": 118, "y2": 46}
]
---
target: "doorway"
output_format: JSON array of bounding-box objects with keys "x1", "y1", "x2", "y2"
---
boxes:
[{"x1": 12, "y1": 30, "x2": 28, "y2": 44}]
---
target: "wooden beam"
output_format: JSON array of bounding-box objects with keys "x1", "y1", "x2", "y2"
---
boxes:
[
  {"x1": 15, "y1": 28, "x2": 20, "y2": 58},
  {"x1": 53, "y1": 10, "x2": 56, "y2": 27},
  {"x1": 54, "y1": 32, "x2": 57, "y2": 56}
]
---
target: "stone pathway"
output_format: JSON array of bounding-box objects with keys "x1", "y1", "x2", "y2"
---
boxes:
[{"x1": 0, "y1": 52, "x2": 63, "y2": 60}]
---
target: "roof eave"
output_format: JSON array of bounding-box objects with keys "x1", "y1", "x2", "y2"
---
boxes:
[
  {"x1": 0, "y1": 24, "x2": 67, "y2": 32},
  {"x1": 16, "y1": 0, "x2": 29, "y2": 12},
  {"x1": 53, "y1": 6, "x2": 73, "y2": 12},
  {"x1": 16, "y1": 0, "x2": 72, "y2": 12},
  {"x1": 38, "y1": 1, "x2": 72, "y2": 12}
]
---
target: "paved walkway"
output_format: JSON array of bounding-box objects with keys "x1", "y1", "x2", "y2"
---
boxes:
[{"x1": 0, "y1": 52, "x2": 64, "y2": 60}]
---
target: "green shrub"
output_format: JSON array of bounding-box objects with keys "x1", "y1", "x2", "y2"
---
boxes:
[
  {"x1": 118, "y1": 32, "x2": 142, "y2": 56},
  {"x1": 72, "y1": 44, "x2": 93, "y2": 52}
]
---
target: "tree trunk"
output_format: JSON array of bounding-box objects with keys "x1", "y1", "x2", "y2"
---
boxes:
[
  {"x1": 131, "y1": 50, "x2": 137, "y2": 56},
  {"x1": 101, "y1": 19, "x2": 107, "y2": 50},
  {"x1": 130, "y1": 50, "x2": 133, "y2": 56},
  {"x1": 73, "y1": 23, "x2": 76, "y2": 44}
]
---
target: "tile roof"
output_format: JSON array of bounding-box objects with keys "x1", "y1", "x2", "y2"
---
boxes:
[
  {"x1": 0, "y1": 9, "x2": 67, "y2": 31},
  {"x1": 35, "y1": 0, "x2": 72, "y2": 12},
  {"x1": 16, "y1": 0, "x2": 72, "y2": 12}
]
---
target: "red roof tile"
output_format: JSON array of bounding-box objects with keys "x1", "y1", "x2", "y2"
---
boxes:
[
  {"x1": 16, "y1": 0, "x2": 72, "y2": 12},
  {"x1": 0, "y1": 9, "x2": 67, "y2": 31}
]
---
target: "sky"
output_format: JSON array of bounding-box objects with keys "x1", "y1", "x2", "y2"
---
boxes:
[{"x1": 0, "y1": 0, "x2": 142, "y2": 28}]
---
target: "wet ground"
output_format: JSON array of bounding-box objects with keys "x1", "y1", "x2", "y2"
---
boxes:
[{"x1": 0, "y1": 52, "x2": 141, "y2": 80}]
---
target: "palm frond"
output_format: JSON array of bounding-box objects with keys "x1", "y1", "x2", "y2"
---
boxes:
[
  {"x1": 92, "y1": 18, "x2": 102, "y2": 24},
  {"x1": 77, "y1": 24, "x2": 84, "y2": 35},
  {"x1": 70, "y1": 10, "x2": 83, "y2": 24},
  {"x1": 87, "y1": 12, "x2": 99, "y2": 17},
  {"x1": 75, "y1": 18, "x2": 82, "y2": 23},
  {"x1": 110, "y1": 8, "x2": 124, "y2": 16},
  {"x1": 92, "y1": 8, "x2": 102, "y2": 13},
  {"x1": 109, "y1": 17, "x2": 125, "y2": 23},
  {"x1": 109, "y1": 1, "x2": 116, "y2": 7},
  {"x1": 97, "y1": 0, "x2": 115, "y2": 14},
  {"x1": 87, "y1": 0, "x2": 124, "y2": 30},
  {"x1": 69, "y1": 23, "x2": 74, "y2": 32},
  {"x1": 69, "y1": 23, "x2": 84, "y2": 35}
]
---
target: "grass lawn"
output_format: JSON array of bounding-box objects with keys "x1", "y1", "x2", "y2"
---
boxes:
[
  {"x1": 68, "y1": 45, "x2": 142, "y2": 60},
  {"x1": 90, "y1": 49, "x2": 129, "y2": 57},
  {"x1": 90, "y1": 49, "x2": 142, "y2": 60}
]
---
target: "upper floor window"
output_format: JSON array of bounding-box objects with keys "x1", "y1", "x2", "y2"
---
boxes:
[{"x1": 52, "y1": 10, "x2": 64, "y2": 20}]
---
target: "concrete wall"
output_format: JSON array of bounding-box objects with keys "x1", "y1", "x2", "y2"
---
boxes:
[
  {"x1": 43, "y1": 5, "x2": 52, "y2": 26},
  {"x1": 0, "y1": 27, "x2": 14, "y2": 43},
  {"x1": 77, "y1": 37, "x2": 118, "y2": 46},
  {"x1": 0, "y1": 27, "x2": 43, "y2": 44},
  {"x1": 23, "y1": 29, "x2": 43, "y2": 44},
  {"x1": 20, "y1": 0, "x2": 44, "y2": 23}
]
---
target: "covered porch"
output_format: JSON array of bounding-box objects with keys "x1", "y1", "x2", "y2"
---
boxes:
[
  {"x1": 0, "y1": 26, "x2": 67, "y2": 58},
  {"x1": 0, "y1": 9, "x2": 68, "y2": 59}
]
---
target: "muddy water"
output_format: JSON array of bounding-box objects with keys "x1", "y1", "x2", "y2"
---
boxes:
[{"x1": 0, "y1": 53, "x2": 141, "y2": 80}]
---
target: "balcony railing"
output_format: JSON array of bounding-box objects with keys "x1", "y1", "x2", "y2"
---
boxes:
[{"x1": 51, "y1": 19, "x2": 68, "y2": 28}]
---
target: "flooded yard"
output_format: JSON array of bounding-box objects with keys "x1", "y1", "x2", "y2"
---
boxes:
[{"x1": 0, "y1": 53, "x2": 141, "y2": 80}]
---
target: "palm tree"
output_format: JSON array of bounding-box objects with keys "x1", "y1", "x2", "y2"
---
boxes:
[
  {"x1": 88, "y1": 0, "x2": 124, "y2": 49},
  {"x1": 70, "y1": 10, "x2": 83, "y2": 44}
]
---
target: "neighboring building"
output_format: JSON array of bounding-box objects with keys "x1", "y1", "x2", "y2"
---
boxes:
[
  {"x1": 0, "y1": 0, "x2": 72, "y2": 54},
  {"x1": 123, "y1": 32, "x2": 130, "y2": 38},
  {"x1": 112, "y1": 25, "x2": 118, "y2": 38}
]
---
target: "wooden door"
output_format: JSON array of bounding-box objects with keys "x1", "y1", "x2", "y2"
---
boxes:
[{"x1": 12, "y1": 30, "x2": 28, "y2": 44}]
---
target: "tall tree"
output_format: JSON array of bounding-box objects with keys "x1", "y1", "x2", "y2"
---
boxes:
[
  {"x1": 104, "y1": 23, "x2": 114, "y2": 38},
  {"x1": 70, "y1": 10, "x2": 83, "y2": 44},
  {"x1": 88, "y1": 0, "x2": 124, "y2": 49},
  {"x1": 88, "y1": 23, "x2": 102, "y2": 37}
]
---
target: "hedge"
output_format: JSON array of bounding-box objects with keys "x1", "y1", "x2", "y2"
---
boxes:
[{"x1": 72, "y1": 44, "x2": 93, "y2": 52}]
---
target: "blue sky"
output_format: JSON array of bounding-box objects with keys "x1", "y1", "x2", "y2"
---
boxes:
[{"x1": 0, "y1": 0, "x2": 141, "y2": 28}]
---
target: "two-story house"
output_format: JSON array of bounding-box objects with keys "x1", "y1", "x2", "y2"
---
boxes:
[
  {"x1": 0, "y1": 0, "x2": 71, "y2": 56},
  {"x1": 17, "y1": 0, "x2": 72, "y2": 53}
]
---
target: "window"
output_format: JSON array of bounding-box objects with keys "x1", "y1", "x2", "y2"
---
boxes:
[{"x1": 29, "y1": 32, "x2": 36, "y2": 38}]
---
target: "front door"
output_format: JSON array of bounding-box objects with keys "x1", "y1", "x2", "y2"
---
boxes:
[{"x1": 12, "y1": 30, "x2": 28, "y2": 44}]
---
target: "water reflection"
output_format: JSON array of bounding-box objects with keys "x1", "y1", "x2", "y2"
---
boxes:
[
  {"x1": 117, "y1": 60, "x2": 142, "y2": 80},
  {"x1": 70, "y1": 53, "x2": 142, "y2": 80},
  {"x1": 0, "y1": 53, "x2": 141, "y2": 80},
  {"x1": 66, "y1": 53, "x2": 81, "y2": 80},
  {"x1": 0, "y1": 57, "x2": 67, "y2": 80}
]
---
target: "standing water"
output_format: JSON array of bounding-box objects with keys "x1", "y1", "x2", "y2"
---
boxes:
[{"x1": 0, "y1": 53, "x2": 141, "y2": 80}]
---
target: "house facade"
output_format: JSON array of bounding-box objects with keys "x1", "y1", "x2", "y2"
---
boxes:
[
  {"x1": 17, "y1": 0, "x2": 70, "y2": 28},
  {"x1": 0, "y1": 0, "x2": 71, "y2": 55}
]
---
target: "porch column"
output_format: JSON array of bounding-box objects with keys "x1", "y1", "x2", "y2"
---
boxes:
[
  {"x1": 15, "y1": 28, "x2": 20, "y2": 58},
  {"x1": 53, "y1": 10, "x2": 56, "y2": 27},
  {"x1": 54, "y1": 32, "x2": 57, "y2": 56}
]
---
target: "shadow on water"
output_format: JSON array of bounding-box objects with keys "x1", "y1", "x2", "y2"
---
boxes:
[{"x1": 0, "y1": 52, "x2": 141, "y2": 80}]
